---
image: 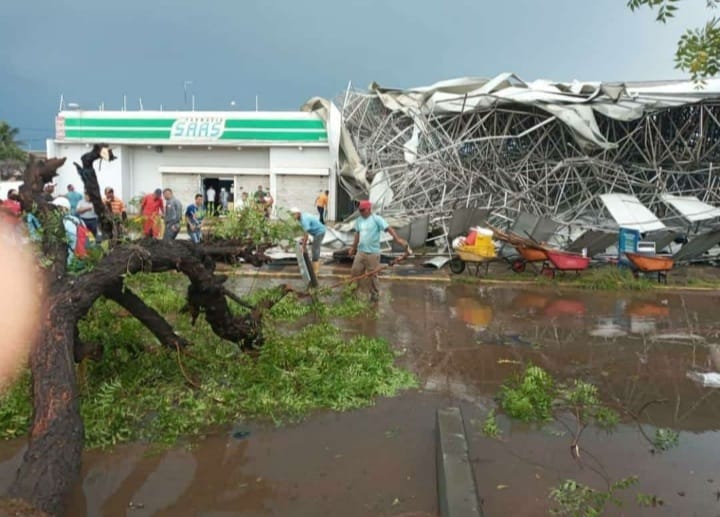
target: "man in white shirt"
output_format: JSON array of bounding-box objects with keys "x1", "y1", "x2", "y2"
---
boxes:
[{"x1": 206, "y1": 186, "x2": 217, "y2": 214}]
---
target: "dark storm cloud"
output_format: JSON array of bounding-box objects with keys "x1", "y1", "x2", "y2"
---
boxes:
[{"x1": 0, "y1": 0, "x2": 710, "y2": 146}]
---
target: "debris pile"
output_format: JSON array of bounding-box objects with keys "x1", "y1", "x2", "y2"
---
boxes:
[{"x1": 320, "y1": 73, "x2": 720, "y2": 228}]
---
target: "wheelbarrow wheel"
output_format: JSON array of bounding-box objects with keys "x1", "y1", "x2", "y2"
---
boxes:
[
  {"x1": 511, "y1": 259, "x2": 526, "y2": 273},
  {"x1": 541, "y1": 266, "x2": 555, "y2": 279},
  {"x1": 449, "y1": 257, "x2": 466, "y2": 274}
]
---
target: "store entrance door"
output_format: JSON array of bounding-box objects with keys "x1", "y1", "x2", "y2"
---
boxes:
[{"x1": 202, "y1": 177, "x2": 234, "y2": 213}]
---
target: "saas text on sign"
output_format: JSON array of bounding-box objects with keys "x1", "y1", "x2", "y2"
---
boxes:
[{"x1": 171, "y1": 117, "x2": 225, "y2": 140}]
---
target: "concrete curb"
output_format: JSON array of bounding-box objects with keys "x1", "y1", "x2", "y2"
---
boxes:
[{"x1": 437, "y1": 407, "x2": 483, "y2": 517}]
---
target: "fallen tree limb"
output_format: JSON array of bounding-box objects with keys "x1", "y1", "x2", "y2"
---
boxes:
[
  {"x1": 6, "y1": 154, "x2": 284, "y2": 516},
  {"x1": 103, "y1": 280, "x2": 191, "y2": 352}
]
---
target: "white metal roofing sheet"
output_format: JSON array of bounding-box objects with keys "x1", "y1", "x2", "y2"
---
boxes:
[
  {"x1": 599, "y1": 194, "x2": 666, "y2": 232},
  {"x1": 661, "y1": 195, "x2": 720, "y2": 223}
]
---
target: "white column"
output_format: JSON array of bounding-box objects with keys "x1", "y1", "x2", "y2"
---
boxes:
[{"x1": 269, "y1": 169, "x2": 278, "y2": 219}]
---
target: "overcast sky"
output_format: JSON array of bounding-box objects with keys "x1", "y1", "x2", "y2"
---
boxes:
[{"x1": 0, "y1": 0, "x2": 711, "y2": 148}]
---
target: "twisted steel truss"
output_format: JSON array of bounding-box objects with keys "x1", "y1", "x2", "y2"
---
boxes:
[{"x1": 337, "y1": 90, "x2": 720, "y2": 227}]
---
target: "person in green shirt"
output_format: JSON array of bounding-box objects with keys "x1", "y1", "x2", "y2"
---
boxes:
[{"x1": 65, "y1": 184, "x2": 83, "y2": 216}]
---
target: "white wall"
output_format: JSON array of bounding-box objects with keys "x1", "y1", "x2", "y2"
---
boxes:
[
  {"x1": 270, "y1": 147, "x2": 335, "y2": 219},
  {"x1": 49, "y1": 142, "x2": 125, "y2": 199},
  {"x1": 129, "y1": 147, "x2": 270, "y2": 198},
  {"x1": 269, "y1": 147, "x2": 329, "y2": 170},
  {"x1": 46, "y1": 141, "x2": 336, "y2": 218},
  {"x1": 0, "y1": 181, "x2": 23, "y2": 199}
]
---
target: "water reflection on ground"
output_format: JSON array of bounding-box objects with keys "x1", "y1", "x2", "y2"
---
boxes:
[
  {"x1": 2, "y1": 279, "x2": 720, "y2": 515},
  {"x1": 364, "y1": 283, "x2": 720, "y2": 435}
]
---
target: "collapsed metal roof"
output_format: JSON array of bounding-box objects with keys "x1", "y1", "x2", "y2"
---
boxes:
[
  {"x1": 366, "y1": 73, "x2": 720, "y2": 151},
  {"x1": 305, "y1": 73, "x2": 720, "y2": 227}
]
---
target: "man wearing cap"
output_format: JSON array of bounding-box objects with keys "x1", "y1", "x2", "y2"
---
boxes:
[
  {"x1": 42, "y1": 183, "x2": 56, "y2": 202},
  {"x1": 104, "y1": 187, "x2": 126, "y2": 218},
  {"x1": 140, "y1": 188, "x2": 165, "y2": 238},
  {"x1": 290, "y1": 207, "x2": 326, "y2": 277},
  {"x1": 349, "y1": 200, "x2": 408, "y2": 302}
]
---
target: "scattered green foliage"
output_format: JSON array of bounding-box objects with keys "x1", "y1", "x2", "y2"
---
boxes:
[
  {"x1": 499, "y1": 366, "x2": 625, "y2": 433},
  {"x1": 449, "y1": 265, "x2": 673, "y2": 291},
  {"x1": 481, "y1": 409, "x2": 502, "y2": 438},
  {"x1": 560, "y1": 381, "x2": 619, "y2": 431},
  {"x1": 499, "y1": 365, "x2": 556, "y2": 422},
  {"x1": 0, "y1": 272, "x2": 416, "y2": 448},
  {"x1": 499, "y1": 367, "x2": 622, "y2": 432},
  {"x1": 636, "y1": 492, "x2": 665, "y2": 507},
  {"x1": 652, "y1": 428, "x2": 680, "y2": 451},
  {"x1": 495, "y1": 366, "x2": 680, "y2": 516},
  {"x1": 0, "y1": 373, "x2": 32, "y2": 440},
  {"x1": 562, "y1": 268, "x2": 654, "y2": 291},
  {"x1": 207, "y1": 206, "x2": 299, "y2": 245},
  {"x1": 628, "y1": 0, "x2": 720, "y2": 81},
  {"x1": 549, "y1": 476, "x2": 638, "y2": 517}
]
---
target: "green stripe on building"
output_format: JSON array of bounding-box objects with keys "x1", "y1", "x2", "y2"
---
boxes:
[
  {"x1": 64, "y1": 129, "x2": 172, "y2": 139},
  {"x1": 63, "y1": 128, "x2": 327, "y2": 141},
  {"x1": 220, "y1": 131, "x2": 326, "y2": 141},
  {"x1": 62, "y1": 118, "x2": 325, "y2": 130},
  {"x1": 63, "y1": 118, "x2": 175, "y2": 128},
  {"x1": 225, "y1": 119, "x2": 325, "y2": 129}
]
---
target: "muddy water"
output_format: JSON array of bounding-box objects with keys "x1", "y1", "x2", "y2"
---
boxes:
[{"x1": 2, "y1": 280, "x2": 720, "y2": 516}]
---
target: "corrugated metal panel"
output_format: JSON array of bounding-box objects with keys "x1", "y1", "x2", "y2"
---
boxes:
[
  {"x1": 661, "y1": 195, "x2": 720, "y2": 223},
  {"x1": 275, "y1": 175, "x2": 328, "y2": 215},
  {"x1": 600, "y1": 194, "x2": 666, "y2": 233},
  {"x1": 161, "y1": 173, "x2": 200, "y2": 210}
]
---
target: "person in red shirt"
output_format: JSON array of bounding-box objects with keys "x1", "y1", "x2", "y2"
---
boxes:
[
  {"x1": 140, "y1": 189, "x2": 164, "y2": 238},
  {"x1": 2, "y1": 189, "x2": 22, "y2": 217}
]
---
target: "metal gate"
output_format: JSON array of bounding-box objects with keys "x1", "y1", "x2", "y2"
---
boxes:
[
  {"x1": 275, "y1": 174, "x2": 328, "y2": 215},
  {"x1": 162, "y1": 173, "x2": 200, "y2": 209}
]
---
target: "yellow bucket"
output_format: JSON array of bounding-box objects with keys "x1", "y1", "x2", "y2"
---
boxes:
[{"x1": 458, "y1": 235, "x2": 496, "y2": 258}]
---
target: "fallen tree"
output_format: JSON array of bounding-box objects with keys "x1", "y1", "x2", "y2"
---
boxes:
[{"x1": 5, "y1": 151, "x2": 287, "y2": 515}]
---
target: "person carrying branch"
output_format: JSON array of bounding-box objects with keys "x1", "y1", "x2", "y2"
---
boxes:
[{"x1": 349, "y1": 200, "x2": 408, "y2": 302}]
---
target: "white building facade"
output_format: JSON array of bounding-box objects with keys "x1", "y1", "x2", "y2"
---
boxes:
[{"x1": 46, "y1": 110, "x2": 336, "y2": 219}]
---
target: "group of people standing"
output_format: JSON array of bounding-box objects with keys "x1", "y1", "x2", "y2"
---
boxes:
[
  {"x1": 2, "y1": 182, "x2": 407, "y2": 302},
  {"x1": 136, "y1": 188, "x2": 206, "y2": 243}
]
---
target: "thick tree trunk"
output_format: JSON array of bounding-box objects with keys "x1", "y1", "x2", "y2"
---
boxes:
[
  {"x1": 8, "y1": 297, "x2": 83, "y2": 515},
  {"x1": 6, "y1": 156, "x2": 287, "y2": 515}
]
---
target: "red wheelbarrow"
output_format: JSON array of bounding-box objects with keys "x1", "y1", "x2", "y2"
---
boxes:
[{"x1": 541, "y1": 250, "x2": 591, "y2": 279}]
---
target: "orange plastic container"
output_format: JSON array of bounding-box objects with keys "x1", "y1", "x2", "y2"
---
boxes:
[{"x1": 465, "y1": 229, "x2": 477, "y2": 246}]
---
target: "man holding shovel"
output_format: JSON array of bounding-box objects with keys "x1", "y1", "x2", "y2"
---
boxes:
[
  {"x1": 349, "y1": 200, "x2": 409, "y2": 302},
  {"x1": 290, "y1": 207, "x2": 326, "y2": 278}
]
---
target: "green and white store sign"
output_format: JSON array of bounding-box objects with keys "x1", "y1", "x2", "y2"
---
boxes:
[{"x1": 56, "y1": 114, "x2": 328, "y2": 143}]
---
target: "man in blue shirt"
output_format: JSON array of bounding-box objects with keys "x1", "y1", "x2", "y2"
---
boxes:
[
  {"x1": 291, "y1": 207, "x2": 326, "y2": 276},
  {"x1": 349, "y1": 200, "x2": 407, "y2": 302},
  {"x1": 185, "y1": 194, "x2": 204, "y2": 243},
  {"x1": 65, "y1": 184, "x2": 83, "y2": 216}
]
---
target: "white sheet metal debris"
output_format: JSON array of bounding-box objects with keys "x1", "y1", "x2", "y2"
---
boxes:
[
  {"x1": 661, "y1": 195, "x2": 720, "y2": 223},
  {"x1": 686, "y1": 371, "x2": 720, "y2": 388},
  {"x1": 600, "y1": 194, "x2": 666, "y2": 233},
  {"x1": 423, "y1": 256, "x2": 451, "y2": 269}
]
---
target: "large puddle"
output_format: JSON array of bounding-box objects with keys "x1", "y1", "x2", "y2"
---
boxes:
[{"x1": 2, "y1": 280, "x2": 720, "y2": 516}]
